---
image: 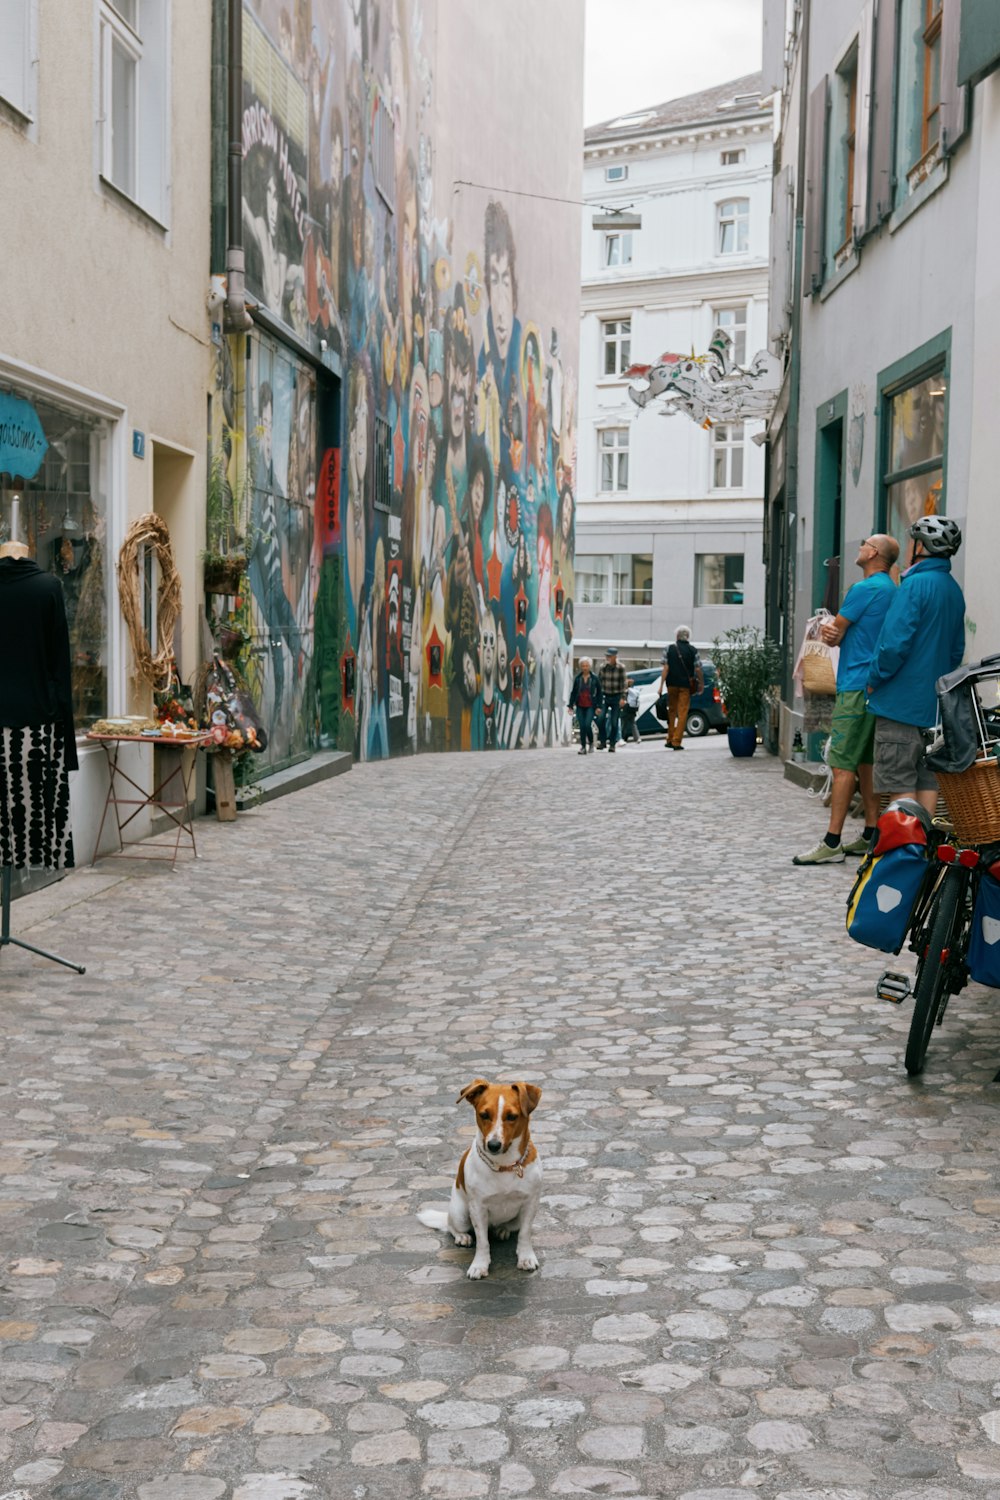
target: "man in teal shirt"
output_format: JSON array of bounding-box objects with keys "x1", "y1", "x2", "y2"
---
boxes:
[
  {"x1": 793, "y1": 533, "x2": 898, "y2": 865},
  {"x1": 868, "y1": 515, "x2": 965, "y2": 814}
]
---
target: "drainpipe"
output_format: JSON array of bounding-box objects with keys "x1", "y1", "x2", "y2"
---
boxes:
[
  {"x1": 224, "y1": 0, "x2": 253, "y2": 332},
  {"x1": 783, "y1": 0, "x2": 811, "y2": 704}
]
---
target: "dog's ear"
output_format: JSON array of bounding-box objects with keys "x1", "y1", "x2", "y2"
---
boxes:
[
  {"x1": 457, "y1": 1078, "x2": 490, "y2": 1106},
  {"x1": 512, "y1": 1082, "x2": 542, "y2": 1114}
]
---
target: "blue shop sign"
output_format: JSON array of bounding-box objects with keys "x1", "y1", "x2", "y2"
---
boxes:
[{"x1": 0, "y1": 392, "x2": 48, "y2": 481}]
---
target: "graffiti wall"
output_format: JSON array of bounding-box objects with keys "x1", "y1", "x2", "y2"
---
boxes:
[{"x1": 228, "y1": 0, "x2": 582, "y2": 760}]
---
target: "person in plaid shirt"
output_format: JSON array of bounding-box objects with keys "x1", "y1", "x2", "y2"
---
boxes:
[{"x1": 597, "y1": 647, "x2": 627, "y2": 752}]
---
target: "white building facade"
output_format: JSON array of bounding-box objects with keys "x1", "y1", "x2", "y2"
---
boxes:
[{"x1": 575, "y1": 76, "x2": 772, "y2": 666}]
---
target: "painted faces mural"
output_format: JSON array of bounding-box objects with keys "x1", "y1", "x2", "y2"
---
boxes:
[{"x1": 238, "y1": 0, "x2": 577, "y2": 758}]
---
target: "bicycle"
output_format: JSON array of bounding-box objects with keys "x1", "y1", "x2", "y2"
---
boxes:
[{"x1": 879, "y1": 827, "x2": 1000, "y2": 1075}]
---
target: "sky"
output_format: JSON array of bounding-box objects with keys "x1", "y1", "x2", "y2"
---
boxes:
[{"x1": 584, "y1": 0, "x2": 764, "y2": 126}]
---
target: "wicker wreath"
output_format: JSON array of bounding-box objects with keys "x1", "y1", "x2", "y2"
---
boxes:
[{"x1": 116, "y1": 513, "x2": 183, "y2": 692}]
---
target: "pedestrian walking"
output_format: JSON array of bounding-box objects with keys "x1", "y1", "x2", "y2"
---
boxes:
[
  {"x1": 597, "y1": 647, "x2": 627, "y2": 752},
  {"x1": 568, "y1": 656, "x2": 603, "y2": 754},
  {"x1": 657, "y1": 627, "x2": 704, "y2": 750},
  {"x1": 867, "y1": 515, "x2": 966, "y2": 814},
  {"x1": 622, "y1": 679, "x2": 641, "y2": 742},
  {"x1": 793, "y1": 533, "x2": 899, "y2": 865}
]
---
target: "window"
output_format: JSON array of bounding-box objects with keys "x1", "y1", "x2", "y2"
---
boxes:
[
  {"x1": 696, "y1": 554, "x2": 745, "y2": 606},
  {"x1": 712, "y1": 422, "x2": 745, "y2": 488},
  {"x1": 604, "y1": 232, "x2": 633, "y2": 268},
  {"x1": 575, "y1": 553, "x2": 651, "y2": 605},
  {"x1": 826, "y1": 47, "x2": 859, "y2": 264},
  {"x1": 374, "y1": 414, "x2": 392, "y2": 512},
  {"x1": 602, "y1": 318, "x2": 631, "y2": 376},
  {"x1": 896, "y1": 0, "x2": 944, "y2": 193},
  {"x1": 605, "y1": 163, "x2": 628, "y2": 182},
  {"x1": 598, "y1": 428, "x2": 629, "y2": 492},
  {"x1": 721, "y1": 148, "x2": 745, "y2": 165},
  {"x1": 373, "y1": 93, "x2": 396, "y2": 210},
  {"x1": 714, "y1": 305, "x2": 748, "y2": 366},
  {"x1": 0, "y1": 0, "x2": 38, "y2": 119},
  {"x1": 717, "y1": 198, "x2": 749, "y2": 254},
  {"x1": 99, "y1": 0, "x2": 168, "y2": 222},
  {"x1": 883, "y1": 367, "x2": 947, "y2": 560}
]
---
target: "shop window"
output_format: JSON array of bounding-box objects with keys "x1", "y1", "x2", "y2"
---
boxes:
[
  {"x1": 576, "y1": 552, "x2": 652, "y2": 605},
  {"x1": 598, "y1": 427, "x2": 629, "y2": 493},
  {"x1": 712, "y1": 421, "x2": 745, "y2": 488},
  {"x1": 0, "y1": 394, "x2": 111, "y2": 727},
  {"x1": 882, "y1": 366, "x2": 948, "y2": 561},
  {"x1": 714, "y1": 304, "x2": 747, "y2": 366},
  {"x1": 602, "y1": 318, "x2": 631, "y2": 376},
  {"x1": 717, "y1": 197, "x2": 749, "y2": 254},
  {"x1": 696, "y1": 553, "x2": 745, "y2": 605},
  {"x1": 0, "y1": 0, "x2": 38, "y2": 120},
  {"x1": 99, "y1": 0, "x2": 169, "y2": 223},
  {"x1": 604, "y1": 231, "x2": 634, "y2": 268},
  {"x1": 826, "y1": 45, "x2": 859, "y2": 265}
]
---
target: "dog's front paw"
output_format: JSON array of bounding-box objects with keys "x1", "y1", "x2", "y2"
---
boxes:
[
  {"x1": 467, "y1": 1260, "x2": 490, "y2": 1280},
  {"x1": 451, "y1": 1231, "x2": 473, "y2": 1247},
  {"x1": 517, "y1": 1250, "x2": 539, "y2": 1272}
]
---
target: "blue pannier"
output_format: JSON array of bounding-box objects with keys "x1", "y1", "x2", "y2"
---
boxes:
[
  {"x1": 846, "y1": 843, "x2": 929, "y2": 954},
  {"x1": 968, "y1": 872, "x2": 1000, "y2": 989}
]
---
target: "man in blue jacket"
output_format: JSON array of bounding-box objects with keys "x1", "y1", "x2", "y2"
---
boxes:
[{"x1": 867, "y1": 515, "x2": 966, "y2": 814}]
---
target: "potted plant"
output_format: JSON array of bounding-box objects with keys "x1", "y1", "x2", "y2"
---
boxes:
[
  {"x1": 203, "y1": 452, "x2": 253, "y2": 595},
  {"x1": 712, "y1": 626, "x2": 781, "y2": 758}
]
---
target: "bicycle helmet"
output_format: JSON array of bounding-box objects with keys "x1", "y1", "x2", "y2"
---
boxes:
[{"x1": 909, "y1": 514, "x2": 962, "y2": 556}]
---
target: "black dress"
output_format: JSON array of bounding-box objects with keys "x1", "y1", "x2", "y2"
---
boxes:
[{"x1": 0, "y1": 558, "x2": 76, "y2": 870}]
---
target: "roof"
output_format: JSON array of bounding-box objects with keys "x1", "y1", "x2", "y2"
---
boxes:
[{"x1": 586, "y1": 72, "x2": 765, "y2": 145}]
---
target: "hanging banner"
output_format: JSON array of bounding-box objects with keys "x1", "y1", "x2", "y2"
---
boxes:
[{"x1": 0, "y1": 392, "x2": 48, "y2": 481}]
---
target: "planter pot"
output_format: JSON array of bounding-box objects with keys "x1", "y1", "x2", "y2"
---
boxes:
[
  {"x1": 204, "y1": 557, "x2": 247, "y2": 595},
  {"x1": 727, "y1": 725, "x2": 758, "y2": 758}
]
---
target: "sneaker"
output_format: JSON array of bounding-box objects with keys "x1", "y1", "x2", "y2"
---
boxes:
[
  {"x1": 843, "y1": 834, "x2": 873, "y2": 856},
  {"x1": 578, "y1": 747, "x2": 588, "y2": 756},
  {"x1": 792, "y1": 840, "x2": 846, "y2": 865},
  {"x1": 608, "y1": 745, "x2": 615, "y2": 753}
]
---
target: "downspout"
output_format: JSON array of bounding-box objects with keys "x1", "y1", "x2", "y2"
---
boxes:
[
  {"x1": 783, "y1": 0, "x2": 811, "y2": 703},
  {"x1": 224, "y1": 0, "x2": 253, "y2": 332}
]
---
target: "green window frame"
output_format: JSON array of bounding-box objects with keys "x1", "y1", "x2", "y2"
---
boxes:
[{"x1": 876, "y1": 329, "x2": 951, "y2": 562}]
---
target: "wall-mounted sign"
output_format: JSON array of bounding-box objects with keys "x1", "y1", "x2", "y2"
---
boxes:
[
  {"x1": 0, "y1": 392, "x2": 48, "y2": 482},
  {"x1": 133, "y1": 430, "x2": 146, "y2": 459}
]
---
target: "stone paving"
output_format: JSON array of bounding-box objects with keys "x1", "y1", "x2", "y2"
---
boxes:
[{"x1": 2, "y1": 735, "x2": 1000, "y2": 1498}]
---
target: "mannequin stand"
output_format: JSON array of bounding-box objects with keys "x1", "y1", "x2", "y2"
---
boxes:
[{"x1": 0, "y1": 866, "x2": 85, "y2": 974}]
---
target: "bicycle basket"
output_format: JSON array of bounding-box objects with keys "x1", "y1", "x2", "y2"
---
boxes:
[{"x1": 936, "y1": 758, "x2": 1000, "y2": 844}]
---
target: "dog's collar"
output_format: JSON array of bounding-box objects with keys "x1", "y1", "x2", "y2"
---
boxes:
[{"x1": 476, "y1": 1137, "x2": 532, "y2": 1177}]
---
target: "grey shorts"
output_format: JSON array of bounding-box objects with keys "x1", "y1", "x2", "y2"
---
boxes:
[{"x1": 873, "y1": 717, "x2": 938, "y2": 795}]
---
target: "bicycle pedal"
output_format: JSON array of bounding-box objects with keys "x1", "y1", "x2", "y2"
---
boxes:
[{"x1": 876, "y1": 970, "x2": 911, "y2": 1005}]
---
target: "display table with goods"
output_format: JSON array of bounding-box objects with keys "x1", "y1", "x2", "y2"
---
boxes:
[{"x1": 86, "y1": 717, "x2": 213, "y2": 867}]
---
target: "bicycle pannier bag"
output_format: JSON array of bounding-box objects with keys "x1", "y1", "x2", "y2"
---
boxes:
[
  {"x1": 846, "y1": 844, "x2": 928, "y2": 953},
  {"x1": 968, "y1": 866, "x2": 1000, "y2": 989}
]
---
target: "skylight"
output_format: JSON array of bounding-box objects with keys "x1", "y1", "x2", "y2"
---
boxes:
[{"x1": 608, "y1": 111, "x2": 656, "y2": 129}]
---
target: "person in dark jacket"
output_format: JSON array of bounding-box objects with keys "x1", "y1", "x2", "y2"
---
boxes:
[
  {"x1": 867, "y1": 514, "x2": 966, "y2": 813},
  {"x1": 657, "y1": 627, "x2": 704, "y2": 750},
  {"x1": 568, "y1": 656, "x2": 603, "y2": 754}
]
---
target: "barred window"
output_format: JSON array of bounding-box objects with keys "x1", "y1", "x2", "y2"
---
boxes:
[{"x1": 374, "y1": 414, "x2": 392, "y2": 512}]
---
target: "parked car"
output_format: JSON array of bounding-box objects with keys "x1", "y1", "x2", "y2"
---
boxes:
[{"x1": 628, "y1": 660, "x2": 728, "y2": 738}]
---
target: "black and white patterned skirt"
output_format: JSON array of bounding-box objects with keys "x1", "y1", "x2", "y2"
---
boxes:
[{"x1": 0, "y1": 725, "x2": 74, "y2": 871}]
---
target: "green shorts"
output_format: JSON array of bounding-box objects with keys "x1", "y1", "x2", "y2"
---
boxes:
[{"x1": 828, "y1": 690, "x2": 877, "y2": 770}]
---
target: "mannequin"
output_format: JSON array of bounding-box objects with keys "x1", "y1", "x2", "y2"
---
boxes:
[{"x1": 0, "y1": 496, "x2": 85, "y2": 973}]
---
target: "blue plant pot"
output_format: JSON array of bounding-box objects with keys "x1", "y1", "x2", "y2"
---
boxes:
[{"x1": 727, "y1": 725, "x2": 757, "y2": 758}]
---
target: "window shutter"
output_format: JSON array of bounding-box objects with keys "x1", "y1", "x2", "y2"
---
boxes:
[
  {"x1": 853, "y1": 0, "x2": 876, "y2": 242},
  {"x1": 803, "y1": 78, "x2": 828, "y2": 297},
  {"x1": 762, "y1": 4, "x2": 787, "y2": 94},
  {"x1": 769, "y1": 165, "x2": 794, "y2": 346},
  {"x1": 958, "y1": 0, "x2": 1000, "y2": 85},
  {"x1": 940, "y1": 0, "x2": 970, "y2": 153},
  {"x1": 866, "y1": 0, "x2": 897, "y2": 233}
]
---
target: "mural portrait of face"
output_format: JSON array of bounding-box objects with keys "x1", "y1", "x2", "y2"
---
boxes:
[
  {"x1": 496, "y1": 614, "x2": 509, "y2": 692},
  {"x1": 485, "y1": 200, "x2": 518, "y2": 366},
  {"x1": 258, "y1": 381, "x2": 274, "y2": 478}
]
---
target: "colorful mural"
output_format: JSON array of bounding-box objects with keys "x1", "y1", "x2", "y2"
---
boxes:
[{"x1": 218, "y1": 0, "x2": 578, "y2": 761}]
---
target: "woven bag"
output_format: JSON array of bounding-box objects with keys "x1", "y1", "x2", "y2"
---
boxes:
[{"x1": 801, "y1": 639, "x2": 836, "y2": 695}]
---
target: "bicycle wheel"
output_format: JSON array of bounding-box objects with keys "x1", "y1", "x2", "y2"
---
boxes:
[{"x1": 905, "y1": 873, "x2": 962, "y2": 1077}]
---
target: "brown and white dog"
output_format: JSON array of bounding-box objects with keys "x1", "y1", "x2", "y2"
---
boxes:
[{"x1": 417, "y1": 1078, "x2": 543, "y2": 1280}]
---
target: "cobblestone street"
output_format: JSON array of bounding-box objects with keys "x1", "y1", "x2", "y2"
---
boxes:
[{"x1": 4, "y1": 738, "x2": 1000, "y2": 1499}]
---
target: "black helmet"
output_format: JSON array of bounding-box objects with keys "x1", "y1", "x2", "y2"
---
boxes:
[{"x1": 909, "y1": 514, "x2": 962, "y2": 556}]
